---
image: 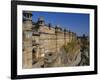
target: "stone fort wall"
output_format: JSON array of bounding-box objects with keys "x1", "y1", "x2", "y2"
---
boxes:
[{"x1": 22, "y1": 11, "x2": 77, "y2": 68}]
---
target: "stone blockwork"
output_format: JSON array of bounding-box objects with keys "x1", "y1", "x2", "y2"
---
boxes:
[{"x1": 22, "y1": 11, "x2": 77, "y2": 68}]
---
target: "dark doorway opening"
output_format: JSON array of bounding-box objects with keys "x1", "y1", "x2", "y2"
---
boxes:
[{"x1": 32, "y1": 48, "x2": 37, "y2": 65}]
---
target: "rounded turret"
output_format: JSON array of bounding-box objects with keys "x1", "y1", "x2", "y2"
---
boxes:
[
  {"x1": 23, "y1": 11, "x2": 32, "y2": 21},
  {"x1": 37, "y1": 16, "x2": 45, "y2": 26}
]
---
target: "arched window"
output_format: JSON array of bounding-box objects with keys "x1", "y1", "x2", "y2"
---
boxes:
[{"x1": 32, "y1": 48, "x2": 36, "y2": 53}]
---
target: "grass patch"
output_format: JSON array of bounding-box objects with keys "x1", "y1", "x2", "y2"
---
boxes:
[{"x1": 62, "y1": 39, "x2": 80, "y2": 54}]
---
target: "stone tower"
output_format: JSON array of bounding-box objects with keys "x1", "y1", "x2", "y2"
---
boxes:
[
  {"x1": 37, "y1": 16, "x2": 45, "y2": 26},
  {"x1": 23, "y1": 11, "x2": 33, "y2": 68}
]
